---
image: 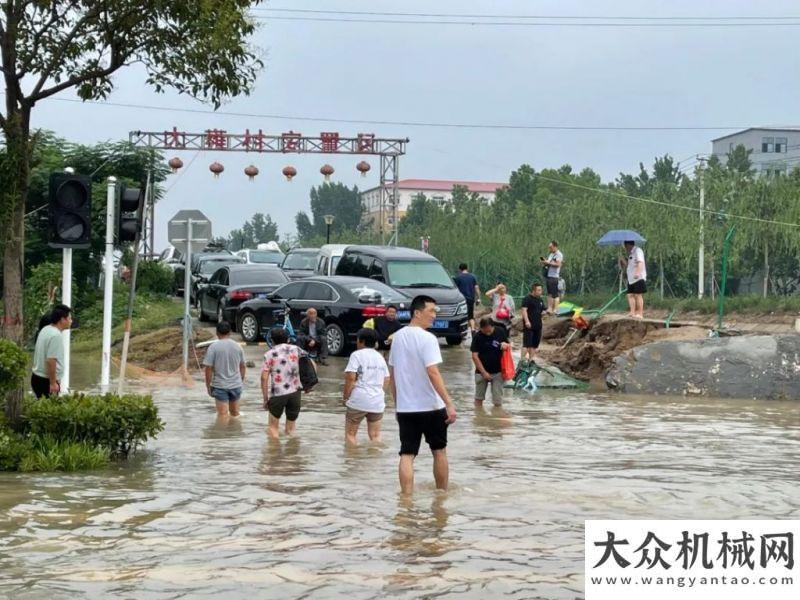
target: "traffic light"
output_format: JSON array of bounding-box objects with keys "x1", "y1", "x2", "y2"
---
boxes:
[
  {"x1": 48, "y1": 173, "x2": 91, "y2": 248},
  {"x1": 116, "y1": 184, "x2": 145, "y2": 244}
]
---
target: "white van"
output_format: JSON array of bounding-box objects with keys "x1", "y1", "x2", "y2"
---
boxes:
[{"x1": 314, "y1": 244, "x2": 349, "y2": 277}]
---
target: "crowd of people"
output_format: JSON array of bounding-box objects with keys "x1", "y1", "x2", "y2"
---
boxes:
[{"x1": 29, "y1": 240, "x2": 647, "y2": 494}]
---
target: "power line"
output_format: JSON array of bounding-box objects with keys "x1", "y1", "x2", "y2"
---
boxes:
[
  {"x1": 253, "y1": 7, "x2": 800, "y2": 22},
  {"x1": 532, "y1": 172, "x2": 800, "y2": 228},
  {"x1": 45, "y1": 97, "x2": 749, "y2": 132},
  {"x1": 251, "y1": 15, "x2": 800, "y2": 27}
]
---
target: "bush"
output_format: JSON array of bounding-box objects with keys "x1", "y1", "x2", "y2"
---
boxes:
[
  {"x1": 0, "y1": 428, "x2": 32, "y2": 471},
  {"x1": 0, "y1": 339, "x2": 28, "y2": 397},
  {"x1": 23, "y1": 392, "x2": 164, "y2": 458},
  {"x1": 136, "y1": 260, "x2": 174, "y2": 296}
]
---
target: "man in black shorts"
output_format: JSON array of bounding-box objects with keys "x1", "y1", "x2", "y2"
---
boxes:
[
  {"x1": 521, "y1": 283, "x2": 546, "y2": 362},
  {"x1": 388, "y1": 295, "x2": 457, "y2": 495}
]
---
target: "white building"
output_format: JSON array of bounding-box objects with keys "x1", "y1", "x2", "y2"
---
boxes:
[
  {"x1": 711, "y1": 127, "x2": 800, "y2": 176},
  {"x1": 360, "y1": 178, "x2": 506, "y2": 232}
]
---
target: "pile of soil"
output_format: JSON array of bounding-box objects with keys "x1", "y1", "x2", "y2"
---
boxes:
[
  {"x1": 116, "y1": 326, "x2": 214, "y2": 373},
  {"x1": 540, "y1": 317, "x2": 709, "y2": 382}
]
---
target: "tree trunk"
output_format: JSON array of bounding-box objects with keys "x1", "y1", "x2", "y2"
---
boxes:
[
  {"x1": 1, "y1": 109, "x2": 32, "y2": 424},
  {"x1": 762, "y1": 239, "x2": 770, "y2": 298}
]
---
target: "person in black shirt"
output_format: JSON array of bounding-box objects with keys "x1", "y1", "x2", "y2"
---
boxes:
[
  {"x1": 374, "y1": 305, "x2": 404, "y2": 351},
  {"x1": 470, "y1": 317, "x2": 510, "y2": 406},
  {"x1": 454, "y1": 263, "x2": 481, "y2": 332},
  {"x1": 521, "y1": 283, "x2": 546, "y2": 362}
]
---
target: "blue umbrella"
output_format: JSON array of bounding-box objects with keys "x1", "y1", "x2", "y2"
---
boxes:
[{"x1": 596, "y1": 229, "x2": 646, "y2": 246}]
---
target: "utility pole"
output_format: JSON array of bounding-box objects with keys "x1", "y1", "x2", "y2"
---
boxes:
[
  {"x1": 697, "y1": 157, "x2": 706, "y2": 299},
  {"x1": 100, "y1": 177, "x2": 117, "y2": 391}
]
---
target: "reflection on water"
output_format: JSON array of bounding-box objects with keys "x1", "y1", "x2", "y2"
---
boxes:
[{"x1": 1, "y1": 345, "x2": 799, "y2": 599}]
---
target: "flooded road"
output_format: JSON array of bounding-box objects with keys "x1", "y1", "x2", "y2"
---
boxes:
[{"x1": 2, "y1": 343, "x2": 799, "y2": 599}]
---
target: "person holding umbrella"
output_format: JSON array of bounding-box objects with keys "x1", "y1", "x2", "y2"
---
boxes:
[
  {"x1": 596, "y1": 230, "x2": 647, "y2": 319},
  {"x1": 621, "y1": 240, "x2": 647, "y2": 318}
]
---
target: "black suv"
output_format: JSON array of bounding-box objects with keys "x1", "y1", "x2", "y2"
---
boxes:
[{"x1": 335, "y1": 245, "x2": 468, "y2": 345}]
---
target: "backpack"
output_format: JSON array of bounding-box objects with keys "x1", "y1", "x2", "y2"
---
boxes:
[{"x1": 299, "y1": 355, "x2": 318, "y2": 392}]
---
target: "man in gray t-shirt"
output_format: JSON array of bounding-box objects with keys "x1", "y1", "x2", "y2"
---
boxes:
[{"x1": 203, "y1": 321, "x2": 246, "y2": 417}]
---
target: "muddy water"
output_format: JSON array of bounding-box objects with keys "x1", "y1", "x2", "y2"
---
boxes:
[{"x1": 1, "y1": 345, "x2": 799, "y2": 599}]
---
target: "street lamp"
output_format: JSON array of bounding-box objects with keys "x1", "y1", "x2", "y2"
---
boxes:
[{"x1": 324, "y1": 214, "x2": 335, "y2": 244}]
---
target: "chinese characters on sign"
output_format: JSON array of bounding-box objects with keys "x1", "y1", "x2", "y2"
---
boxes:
[
  {"x1": 156, "y1": 128, "x2": 382, "y2": 153},
  {"x1": 593, "y1": 529, "x2": 794, "y2": 571}
]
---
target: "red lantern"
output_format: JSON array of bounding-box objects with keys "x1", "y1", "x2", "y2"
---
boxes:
[
  {"x1": 244, "y1": 165, "x2": 259, "y2": 182},
  {"x1": 356, "y1": 161, "x2": 371, "y2": 177},
  {"x1": 168, "y1": 157, "x2": 183, "y2": 173},
  {"x1": 282, "y1": 165, "x2": 297, "y2": 181},
  {"x1": 209, "y1": 161, "x2": 224, "y2": 178},
  {"x1": 320, "y1": 164, "x2": 334, "y2": 182}
]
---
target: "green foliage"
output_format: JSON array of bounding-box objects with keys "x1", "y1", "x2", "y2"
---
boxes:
[
  {"x1": 0, "y1": 428, "x2": 32, "y2": 471},
  {"x1": 0, "y1": 429, "x2": 109, "y2": 472},
  {"x1": 218, "y1": 212, "x2": 280, "y2": 251},
  {"x1": 17, "y1": 436, "x2": 109, "y2": 472},
  {"x1": 22, "y1": 261, "x2": 64, "y2": 341},
  {"x1": 23, "y1": 393, "x2": 164, "y2": 459},
  {"x1": 399, "y1": 155, "x2": 800, "y2": 299},
  {"x1": 296, "y1": 183, "x2": 364, "y2": 242},
  {"x1": 0, "y1": 340, "x2": 28, "y2": 397},
  {"x1": 136, "y1": 261, "x2": 174, "y2": 296}
]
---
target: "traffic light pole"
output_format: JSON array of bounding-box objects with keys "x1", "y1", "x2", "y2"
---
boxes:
[
  {"x1": 118, "y1": 172, "x2": 150, "y2": 394},
  {"x1": 61, "y1": 248, "x2": 72, "y2": 393},
  {"x1": 100, "y1": 177, "x2": 117, "y2": 391}
]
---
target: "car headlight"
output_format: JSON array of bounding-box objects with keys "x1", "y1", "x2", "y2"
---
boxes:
[{"x1": 457, "y1": 301, "x2": 467, "y2": 315}]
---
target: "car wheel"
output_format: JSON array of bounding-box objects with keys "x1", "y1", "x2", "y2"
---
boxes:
[
  {"x1": 239, "y1": 312, "x2": 259, "y2": 343},
  {"x1": 325, "y1": 323, "x2": 346, "y2": 356},
  {"x1": 198, "y1": 296, "x2": 209, "y2": 322},
  {"x1": 446, "y1": 335, "x2": 463, "y2": 346}
]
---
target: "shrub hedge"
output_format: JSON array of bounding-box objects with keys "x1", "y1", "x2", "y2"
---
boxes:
[
  {"x1": 22, "y1": 393, "x2": 164, "y2": 459},
  {"x1": 0, "y1": 339, "x2": 28, "y2": 398}
]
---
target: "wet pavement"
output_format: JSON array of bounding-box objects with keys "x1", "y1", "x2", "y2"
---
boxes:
[{"x1": 1, "y1": 342, "x2": 799, "y2": 599}]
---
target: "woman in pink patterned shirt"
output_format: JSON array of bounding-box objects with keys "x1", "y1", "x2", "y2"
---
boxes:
[{"x1": 261, "y1": 327, "x2": 305, "y2": 439}]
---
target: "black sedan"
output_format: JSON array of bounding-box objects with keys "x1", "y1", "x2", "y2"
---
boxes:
[
  {"x1": 197, "y1": 264, "x2": 290, "y2": 327},
  {"x1": 236, "y1": 276, "x2": 411, "y2": 355}
]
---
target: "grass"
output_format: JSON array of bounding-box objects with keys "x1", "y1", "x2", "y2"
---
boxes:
[
  {"x1": 17, "y1": 436, "x2": 110, "y2": 472},
  {"x1": 561, "y1": 293, "x2": 800, "y2": 315},
  {"x1": 71, "y1": 289, "x2": 183, "y2": 353}
]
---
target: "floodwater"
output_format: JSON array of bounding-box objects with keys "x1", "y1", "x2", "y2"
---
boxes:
[{"x1": 1, "y1": 344, "x2": 799, "y2": 599}]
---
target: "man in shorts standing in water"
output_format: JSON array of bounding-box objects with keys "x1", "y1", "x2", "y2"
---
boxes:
[{"x1": 389, "y1": 295, "x2": 457, "y2": 495}]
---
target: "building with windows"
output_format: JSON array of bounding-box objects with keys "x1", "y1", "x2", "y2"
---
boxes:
[
  {"x1": 360, "y1": 178, "x2": 506, "y2": 232},
  {"x1": 711, "y1": 127, "x2": 800, "y2": 176}
]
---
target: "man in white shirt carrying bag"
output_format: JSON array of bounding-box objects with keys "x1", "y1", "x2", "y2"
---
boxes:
[{"x1": 389, "y1": 295, "x2": 458, "y2": 495}]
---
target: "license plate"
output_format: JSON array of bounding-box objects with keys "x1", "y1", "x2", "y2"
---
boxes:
[
  {"x1": 432, "y1": 319, "x2": 448, "y2": 329},
  {"x1": 397, "y1": 310, "x2": 411, "y2": 320}
]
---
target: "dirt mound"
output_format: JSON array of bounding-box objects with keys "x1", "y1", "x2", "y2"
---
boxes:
[
  {"x1": 540, "y1": 317, "x2": 709, "y2": 381},
  {"x1": 116, "y1": 326, "x2": 214, "y2": 373}
]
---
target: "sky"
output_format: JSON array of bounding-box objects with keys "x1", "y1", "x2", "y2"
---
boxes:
[{"x1": 26, "y1": 0, "x2": 800, "y2": 250}]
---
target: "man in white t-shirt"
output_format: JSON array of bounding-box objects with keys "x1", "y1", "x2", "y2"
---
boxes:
[
  {"x1": 540, "y1": 240, "x2": 564, "y2": 315},
  {"x1": 622, "y1": 240, "x2": 647, "y2": 318},
  {"x1": 389, "y1": 295, "x2": 457, "y2": 495},
  {"x1": 343, "y1": 328, "x2": 390, "y2": 445}
]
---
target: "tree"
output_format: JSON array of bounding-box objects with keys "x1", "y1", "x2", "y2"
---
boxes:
[
  {"x1": 295, "y1": 182, "x2": 363, "y2": 242},
  {"x1": 1, "y1": 1, "x2": 263, "y2": 420},
  {"x1": 220, "y1": 212, "x2": 279, "y2": 250}
]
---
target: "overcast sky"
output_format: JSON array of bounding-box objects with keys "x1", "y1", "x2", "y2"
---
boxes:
[{"x1": 28, "y1": 0, "x2": 800, "y2": 249}]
